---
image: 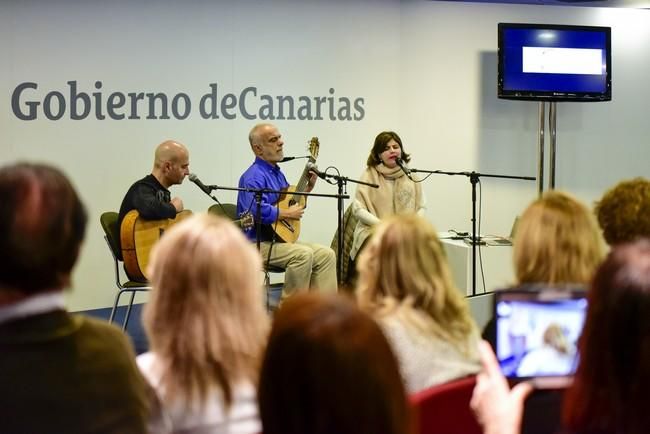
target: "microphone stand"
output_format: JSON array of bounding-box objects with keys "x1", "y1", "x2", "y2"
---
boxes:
[
  {"x1": 410, "y1": 168, "x2": 535, "y2": 297},
  {"x1": 315, "y1": 170, "x2": 378, "y2": 283},
  {"x1": 196, "y1": 184, "x2": 270, "y2": 251}
]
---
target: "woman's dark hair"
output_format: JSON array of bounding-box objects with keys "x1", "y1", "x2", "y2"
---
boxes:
[
  {"x1": 366, "y1": 131, "x2": 411, "y2": 167},
  {"x1": 0, "y1": 163, "x2": 87, "y2": 293},
  {"x1": 564, "y1": 238, "x2": 650, "y2": 434},
  {"x1": 259, "y1": 293, "x2": 412, "y2": 434}
]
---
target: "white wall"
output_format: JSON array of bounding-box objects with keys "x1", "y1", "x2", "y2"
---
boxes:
[
  {"x1": 1, "y1": 0, "x2": 648, "y2": 309},
  {"x1": 400, "y1": 1, "x2": 650, "y2": 233}
]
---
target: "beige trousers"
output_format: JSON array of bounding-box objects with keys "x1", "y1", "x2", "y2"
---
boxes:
[{"x1": 259, "y1": 241, "x2": 338, "y2": 301}]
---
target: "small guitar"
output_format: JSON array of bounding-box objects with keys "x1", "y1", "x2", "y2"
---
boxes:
[
  {"x1": 121, "y1": 210, "x2": 254, "y2": 282},
  {"x1": 273, "y1": 137, "x2": 320, "y2": 243},
  {"x1": 232, "y1": 212, "x2": 255, "y2": 231}
]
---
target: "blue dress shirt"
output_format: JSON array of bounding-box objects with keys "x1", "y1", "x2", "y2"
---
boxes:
[{"x1": 237, "y1": 157, "x2": 289, "y2": 242}]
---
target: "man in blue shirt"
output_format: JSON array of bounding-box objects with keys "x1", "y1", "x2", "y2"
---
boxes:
[{"x1": 237, "y1": 123, "x2": 337, "y2": 302}]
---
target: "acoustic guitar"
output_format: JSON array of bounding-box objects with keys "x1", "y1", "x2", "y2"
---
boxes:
[
  {"x1": 121, "y1": 209, "x2": 254, "y2": 281},
  {"x1": 273, "y1": 137, "x2": 320, "y2": 243},
  {"x1": 120, "y1": 210, "x2": 193, "y2": 282}
]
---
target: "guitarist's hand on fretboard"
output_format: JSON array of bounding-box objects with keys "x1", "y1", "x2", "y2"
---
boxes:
[
  {"x1": 306, "y1": 171, "x2": 318, "y2": 192},
  {"x1": 279, "y1": 204, "x2": 305, "y2": 220}
]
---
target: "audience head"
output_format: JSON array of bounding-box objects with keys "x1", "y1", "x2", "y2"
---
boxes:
[
  {"x1": 357, "y1": 214, "x2": 477, "y2": 346},
  {"x1": 0, "y1": 162, "x2": 87, "y2": 295},
  {"x1": 259, "y1": 293, "x2": 411, "y2": 434},
  {"x1": 153, "y1": 140, "x2": 189, "y2": 187},
  {"x1": 513, "y1": 190, "x2": 603, "y2": 285},
  {"x1": 564, "y1": 239, "x2": 650, "y2": 434},
  {"x1": 144, "y1": 213, "x2": 269, "y2": 408},
  {"x1": 595, "y1": 177, "x2": 650, "y2": 245},
  {"x1": 366, "y1": 131, "x2": 411, "y2": 167}
]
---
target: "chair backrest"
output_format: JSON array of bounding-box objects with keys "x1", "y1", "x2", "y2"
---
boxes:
[
  {"x1": 208, "y1": 203, "x2": 238, "y2": 221},
  {"x1": 409, "y1": 375, "x2": 482, "y2": 434},
  {"x1": 100, "y1": 211, "x2": 122, "y2": 261}
]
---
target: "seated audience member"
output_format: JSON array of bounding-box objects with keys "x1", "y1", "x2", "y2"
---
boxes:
[
  {"x1": 357, "y1": 214, "x2": 480, "y2": 393},
  {"x1": 595, "y1": 177, "x2": 650, "y2": 245},
  {"x1": 137, "y1": 214, "x2": 269, "y2": 433},
  {"x1": 0, "y1": 163, "x2": 148, "y2": 433},
  {"x1": 258, "y1": 293, "x2": 412, "y2": 434},
  {"x1": 118, "y1": 140, "x2": 190, "y2": 251},
  {"x1": 351, "y1": 131, "x2": 425, "y2": 262},
  {"x1": 471, "y1": 239, "x2": 650, "y2": 434},
  {"x1": 482, "y1": 190, "x2": 604, "y2": 347}
]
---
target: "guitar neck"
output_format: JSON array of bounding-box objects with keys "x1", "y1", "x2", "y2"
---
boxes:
[{"x1": 289, "y1": 158, "x2": 316, "y2": 203}]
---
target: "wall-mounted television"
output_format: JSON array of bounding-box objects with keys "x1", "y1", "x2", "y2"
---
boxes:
[{"x1": 498, "y1": 23, "x2": 611, "y2": 102}]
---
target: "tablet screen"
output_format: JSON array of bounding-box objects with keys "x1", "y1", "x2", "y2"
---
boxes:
[{"x1": 494, "y1": 288, "x2": 587, "y2": 380}]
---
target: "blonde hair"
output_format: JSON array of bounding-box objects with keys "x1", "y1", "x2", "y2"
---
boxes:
[
  {"x1": 543, "y1": 323, "x2": 570, "y2": 355},
  {"x1": 143, "y1": 213, "x2": 269, "y2": 409},
  {"x1": 356, "y1": 214, "x2": 477, "y2": 354},
  {"x1": 513, "y1": 191, "x2": 604, "y2": 285}
]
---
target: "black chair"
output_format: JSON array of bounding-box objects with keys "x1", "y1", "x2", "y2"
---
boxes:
[
  {"x1": 207, "y1": 203, "x2": 284, "y2": 311},
  {"x1": 99, "y1": 211, "x2": 151, "y2": 330}
]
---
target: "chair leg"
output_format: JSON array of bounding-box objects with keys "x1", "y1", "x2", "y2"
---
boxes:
[
  {"x1": 122, "y1": 291, "x2": 137, "y2": 331},
  {"x1": 109, "y1": 289, "x2": 125, "y2": 324},
  {"x1": 264, "y1": 271, "x2": 271, "y2": 313}
]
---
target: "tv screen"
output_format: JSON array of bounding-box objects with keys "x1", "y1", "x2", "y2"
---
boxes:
[{"x1": 498, "y1": 23, "x2": 611, "y2": 102}]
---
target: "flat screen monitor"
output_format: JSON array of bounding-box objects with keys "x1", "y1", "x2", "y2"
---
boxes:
[{"x1": 498, "y1": 23, "x2": 611, "y2": 102}]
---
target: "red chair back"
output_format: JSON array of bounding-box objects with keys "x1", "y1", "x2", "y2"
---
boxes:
[{"x1": 409, "y1": 375, "x2": 482, "y2": 434}]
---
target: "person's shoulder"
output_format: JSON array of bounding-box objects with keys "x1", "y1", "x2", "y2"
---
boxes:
[
  {"x1": 360, "y1": 166, "x2": 376, "y2": 177},
  {"x1": 135, "y1": 351, "x2": 162, "y2": 386},
  {"x1": 239, "y1": 160, "x2": 270, "y2": 185},
  {"x1": 137, "y1": 174, "x2": 161, "y2": 188},
  {"x1": 76, "y1": 314, "x2": 123, "y2": 334},
  {"x1": 239, "y1": 159, "x2": 259, "y2": 176},
  {"x1": 74, "y1": 315, "x2": 134, "y2": 351},
  {"x1": 135, "y1": 351, "x2": 158, "y2": 373},
  {"x1": 125, "y1": 174, "x2": 157, "y2": 192}
]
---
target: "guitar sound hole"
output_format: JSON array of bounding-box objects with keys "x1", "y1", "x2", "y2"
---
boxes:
[{"x1": 159, "y1": 228, "x2": 164, "y2": 237}]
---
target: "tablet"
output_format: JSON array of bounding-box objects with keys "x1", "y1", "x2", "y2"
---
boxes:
[{"x1": 494, "y1": 286, "x2": 587, "y2": 387}]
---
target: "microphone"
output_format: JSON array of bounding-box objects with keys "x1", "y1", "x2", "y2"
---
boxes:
[
  {"x1": 396, "y1": 158, "x2": 412, "y2": 177},
  {"x1": 279, "y1": 155, "x2": 310, "y2": 163},
  {"x1": 188, "y1": 173, "x2": 215, "y2": 196},
  {"x1": 306, "y1": 162, "x2": 327, "y2": 180}
]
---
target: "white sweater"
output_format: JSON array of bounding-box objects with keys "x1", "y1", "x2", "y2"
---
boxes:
[
  {"x1": 378, "y1": 311, "x2": 481, "y2": 393},
  {"x1": 137, "y1": 352, "x2": 261, "y2": 434}
]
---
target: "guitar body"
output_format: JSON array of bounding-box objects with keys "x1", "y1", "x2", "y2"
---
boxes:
[
  {"x1": 274, "y1": 185, "x2": 305, "y2": 243},
  {"x1": 120, "y1": 209, "x2": 192, "y2": 282},
  {"x1": 271, "y1": 137, "x2": 320, "y2": 243}
]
